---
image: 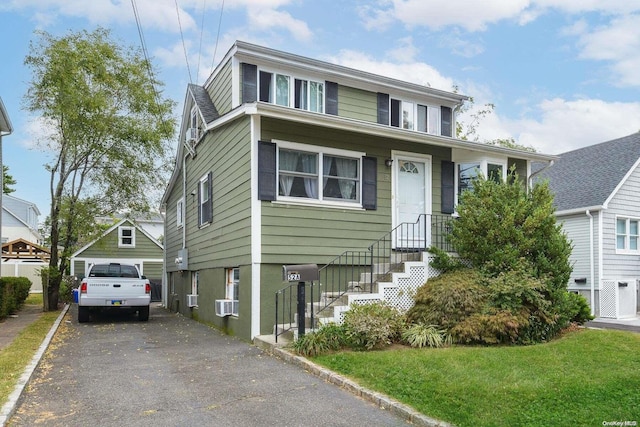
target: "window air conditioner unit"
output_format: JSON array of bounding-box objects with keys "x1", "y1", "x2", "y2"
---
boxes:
[
  {"x1": 215, "y1": 299, "x2": 235, "y2": 317},
  {"x1": 185, "y1": 127, "x2": 198, "y2": 142},
  {"x1": 187, "y1": 294, "x2": 198, "y2": 308}
]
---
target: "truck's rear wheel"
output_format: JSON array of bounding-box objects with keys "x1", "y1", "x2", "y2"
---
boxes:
[
  {"x1": 138, "y1": 306, "x2": 149, "y2": 321},
  {"x1": 78, "y1": 306, "x2": 90, "y2": 323}
]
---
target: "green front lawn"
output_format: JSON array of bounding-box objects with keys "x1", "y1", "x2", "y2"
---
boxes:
[
  {"x1": 313, "y1": 328, "x2": 640, "y2": 426},
  {"x1": 0, "y1": 296, "x2": 60, "y2": 407}
]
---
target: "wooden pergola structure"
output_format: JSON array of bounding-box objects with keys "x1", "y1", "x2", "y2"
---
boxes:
[{"x1": 2, "y1": 238, "x2": 50, "y2": 262}]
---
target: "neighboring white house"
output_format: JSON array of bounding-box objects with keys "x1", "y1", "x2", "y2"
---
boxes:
[
  {"x1": 1, "y1": 194, "x2": 46, "y2": 291},
  {"x1": 536, "y1": 132, "x2": 640, "y2": 319},
  {"x1": 1, "y1": 194, "x2": 42, "y2": 245}
]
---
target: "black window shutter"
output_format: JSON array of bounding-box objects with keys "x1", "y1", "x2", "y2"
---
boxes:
[
  {"x1": 362, "y1": 156, "x2": 377, "y2": 210},
  {"x1": 441, "y1": 160, "x2": 455, "y2": 214},
  {"x1": 441, "y1": 106, "x2": 452, "y2": 137},
  {"x1": 242, "y1": 63, "x2": 257, "y2": 103},
  {"x1": 259, "y1": 71, "x2": 272, "y2": 102},
  {"x1": 258, "y1": 141, "x2": 277, "y2": 201},
  {"x1": 377, "y1": 93, "x2": 389, "y2": 125},
  {"x1": 390, "y1": 99, "x2": 400, "y2": 127},
  {"x1": 325, "y1": 81, "x2": 338, "y2": 115}
]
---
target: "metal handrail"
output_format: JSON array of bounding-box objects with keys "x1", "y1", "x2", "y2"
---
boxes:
[{"x1": 274, "y1": 214, "x2": 455, "y2": 341}]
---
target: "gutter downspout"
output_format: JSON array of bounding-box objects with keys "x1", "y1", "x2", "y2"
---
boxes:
[
  {"x1": 586, "y1": 210, "x2": 595, "y2": 316},
  {"x1": 528, "y1": 159, "x2": 554, "y2": 189}
]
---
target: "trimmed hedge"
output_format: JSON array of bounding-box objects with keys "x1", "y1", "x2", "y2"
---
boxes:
[{"x1": 0, "y1": 277, "x2": 32, "y2": 320}]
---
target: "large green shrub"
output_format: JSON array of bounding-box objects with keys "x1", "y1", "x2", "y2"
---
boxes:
[
  {"x1": 451, "y1": 173, "x2": 572, "y2": 294},
  {"x1": 406, "y1": 268, "x2": 487, "y2": 330},
  {"x1": 0, "y1": 277, "x2": 32, "y2": 319},
  {"x1": 342, "y1": 301, "x2": 405, "y2": 350}
]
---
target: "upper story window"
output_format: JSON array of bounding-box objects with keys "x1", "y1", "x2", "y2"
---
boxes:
[
  {"x1": 390, "y1": 99, "x2": 448, "y2": 136},
  {"x1": 616, "y1": 217, "x2": 639, "y2": 253},
  {"x1": 259, "y1": 70, "x2": 324, "y2": 113},
  {"x1": 118, "y1": 226, "x2": 135, "y2": 248},
  {"x1": 176, "y1": 198, "x2": 184, "y2": 228},
  {"x1": 198, "y1": 173, "x2": 213, "y2": 226}
]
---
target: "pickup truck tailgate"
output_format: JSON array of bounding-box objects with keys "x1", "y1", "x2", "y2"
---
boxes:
[{"x1": 84, "y1": 278, "x2": 148, "y2": 298}]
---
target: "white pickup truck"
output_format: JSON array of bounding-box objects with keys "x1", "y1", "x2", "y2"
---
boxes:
[{"x1": 78, "y1": 263, "x2": 151, "y2": 322}]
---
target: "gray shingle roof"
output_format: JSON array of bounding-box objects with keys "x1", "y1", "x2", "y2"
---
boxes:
[
  {"x1": 536, "y1": 132, "x2": 640, "y2": 212},
  {"x1": 188, "y1": 84, "x2": 219, "y2": 123}
]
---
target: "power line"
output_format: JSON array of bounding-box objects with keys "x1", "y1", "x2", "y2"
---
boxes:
[
  {"x1": 130, "y1": 0, "x2": 162, "y2": 109},
  {"x1": 175, "y1": 0, "x2": 193, "y2": 84},
  {"x1": 210, "y1": 0, "x2": 225, "y2": 75},
  {"x1": 196, "y1": 0, "x2": 207, "y2": 84}
]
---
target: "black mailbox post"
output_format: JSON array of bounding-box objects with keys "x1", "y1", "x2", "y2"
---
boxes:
[{"x1": 283, "y1": 264, "x2": 319, "y2": 338}]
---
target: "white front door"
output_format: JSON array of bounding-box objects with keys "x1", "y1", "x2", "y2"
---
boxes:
[{"x1": 393, "y1": 153, "x2": 431, "y2": 249}]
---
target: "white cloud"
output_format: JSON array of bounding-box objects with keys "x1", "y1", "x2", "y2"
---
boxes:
[
  {"x1": 361, "y1": 0, "x2": 640, "y2": 34},
  {"x1": 532, "y1": 0, "x2": 640, "y2": 15},
  {"x1": 573, "y1": 14, "x2": 640, "y2": 87},
  {"x1": 326, "y1": 49, "x2": 455, "y2": 91},
  {"x1": 438, "y1": 32, "x2": 485, "y2": 58},
  {"x1": 362, "y1": 0, "x2": 531, "y2": 32},
  {"x1": 473, "y1": 98, "x2": 640, "y2": 154},
  {"x1": 3, "y1": 0, "x2": 197, "y2": 32},
  {"x1": 246, "y1": 7, "x2": 312, "y2": 42}
]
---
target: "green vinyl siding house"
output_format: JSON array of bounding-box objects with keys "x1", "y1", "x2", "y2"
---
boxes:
[
  {"x1": 70, "y1": 219, "x2": 164, "y2": 301},
  {"x1": 161, "y1": 41, "x2": 555, "y2": 341}
]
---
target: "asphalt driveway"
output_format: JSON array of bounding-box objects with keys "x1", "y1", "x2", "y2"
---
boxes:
[{"x1": 8, "y1": 304, "x2": 409, "y2": 427}]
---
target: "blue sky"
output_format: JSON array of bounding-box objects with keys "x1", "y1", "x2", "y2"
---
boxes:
[{"x1": 1, "y1": 0, "x2": 640, "y2": 216}]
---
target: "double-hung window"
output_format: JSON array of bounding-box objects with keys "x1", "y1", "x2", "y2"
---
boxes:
[
  {"x1": 226, "y1": 268, "x2": 239, "y2": 316},
  {"x1": 616, "y1": 217, "x2": 639, "y2": 253},
  {"x1": 277, "y1": 142, "x2": 362, "y2": 205},
  {"x1": 198, "y1": 172, "x2": 213, "y2": 226},
  {"x1": 118, "y1": 226, "x2": 135, "y2": 248},
  {"x1": 295, "y1": 79, "x2": 324, "y2": 113},
  {"x1": 260, "y1": 71, "x2": 290, "y2": 107},
  {"x1": 176, "y1": 198, "x2": 184, "y2": 228}
]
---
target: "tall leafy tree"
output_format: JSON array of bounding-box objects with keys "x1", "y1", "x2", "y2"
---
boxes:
[{"x1": 23, "y1": 28, "x2": 176, "y2": 310}]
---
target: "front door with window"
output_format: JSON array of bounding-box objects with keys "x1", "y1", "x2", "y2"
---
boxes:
[{"x1": 393, "y1": 153, "x2": 431, "y2": 249}]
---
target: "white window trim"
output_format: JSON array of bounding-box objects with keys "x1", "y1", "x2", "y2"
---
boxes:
[
  {"x1": 451, "y1": 152, "x2": 508, "y2": 207},
  {"x1": 615, "y1": 216, "x2": 640, "y2": 254},
  {"x1": 258, "y1": 68, "x2": 325, "y2": 113},
  {"x1": 199, "y1": 173, "x2": 211, "y2": 227},
  {"x1": 274, "y1": 139, "x2": 366, "y2": 209},
  {"x1": 391, "y1": 97, "x2": 442, "y2": 135},
  {"x1": 176, "y1": 198, "x2": 184, "y2": 228},
  {"x1": 118, "y1": 226, "x2": 136, "y2": 248},
  {"x1": 226, "y1": 267, "x2": 240, "y2": 316}
]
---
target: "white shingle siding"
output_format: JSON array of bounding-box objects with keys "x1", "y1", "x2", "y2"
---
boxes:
[
  {"x1": 559, "y1": 214, "x2": 595, "y2": 289},
  {"x1": 602, "y1": 165, "x2": 640, "y2": 279}
]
